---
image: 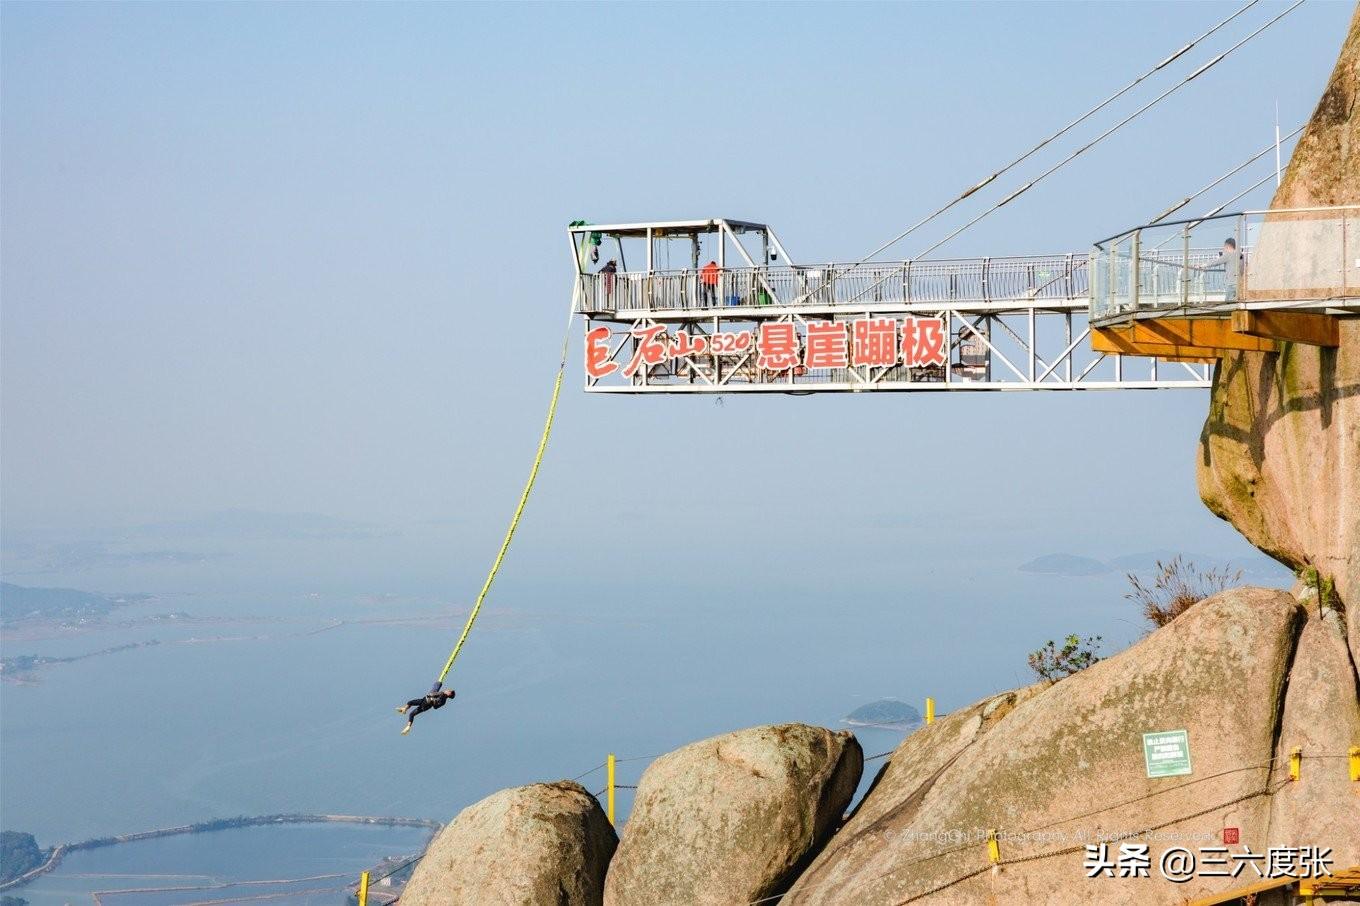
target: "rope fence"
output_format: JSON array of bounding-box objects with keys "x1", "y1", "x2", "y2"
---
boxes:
[
  {"x1": 761, "y1": 750, "x2": 1354, "y2": 906},
  {"x1": 374, "y1": 746, "x2": 1355, "y2": 906}
]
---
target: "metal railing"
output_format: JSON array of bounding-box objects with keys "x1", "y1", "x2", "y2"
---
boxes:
[
  {"x1": 1089, "y1": 206, "x2": 1360, "y2": 321},
  {"x1": 577, "y1": 255, "x2": 1090, "y2": 315}
]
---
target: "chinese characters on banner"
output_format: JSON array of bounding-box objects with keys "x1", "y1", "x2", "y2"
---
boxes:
[{"x1": 585, "y1": 316, "x2": 948, "y2": 379}]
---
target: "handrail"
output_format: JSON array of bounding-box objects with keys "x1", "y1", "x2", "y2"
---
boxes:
[
  {"x1": 578, "y1": 255, "x2": 1092, "y2": 314},
  {"x1": 1089, "y1": 205, "x2": 1359, "y2": 319},
  {"x1": 1093, "y1": 205, "x2": 1360, "y2": 249}
]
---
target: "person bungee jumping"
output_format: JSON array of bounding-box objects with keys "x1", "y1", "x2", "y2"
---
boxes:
[{"x1": 397, "y1": 683, "x2": 456, "y2": 735}]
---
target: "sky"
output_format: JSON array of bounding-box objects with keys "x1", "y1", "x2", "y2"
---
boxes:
[{"x1": 1, "y1": 2, "x2": 1349, "y2": 697}]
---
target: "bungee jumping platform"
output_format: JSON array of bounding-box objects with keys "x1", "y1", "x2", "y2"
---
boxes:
[{"x1": 569, "y1": 209, "x2": 1359, "y2": 395}]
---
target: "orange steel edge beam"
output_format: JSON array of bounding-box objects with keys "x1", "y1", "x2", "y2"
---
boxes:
[
  {"x1": 1230, "y1": 310, "x2": 1340, "y2": 347},
  {"x1": 1092, "y1": 316, "x2": 1277, "y2": 359}
]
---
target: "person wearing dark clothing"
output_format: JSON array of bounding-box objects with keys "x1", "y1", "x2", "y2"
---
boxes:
[
  {"x1": 600, "y1": 260, "x2": 618, "y2": 303},
  {"x1": 397, "y1": 683, "x2": 455, "y2": 735},
  {"x1": 1201, "y1": 237, "x2": 1242, "y2": 301}
]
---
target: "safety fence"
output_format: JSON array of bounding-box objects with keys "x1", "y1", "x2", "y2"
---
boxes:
[
  {"x1": 350, "y1": 741, "x2": 1360, "y2": 905},
  {"x1": 764, "y1": 748, "x2": 1360, "y2": 906},
  {"x1": 1090, "y1": 205, "x2": 1360, "y2": 320},
  {"x1": 355, "y1": 851, "x2": 425, "y2": 906},
  {"x1": 572, "y1": 698, "x2": 940, "y2": 827},
  {"x1": 578, "y1": 258, "x2": 1090, "y2": 315}
]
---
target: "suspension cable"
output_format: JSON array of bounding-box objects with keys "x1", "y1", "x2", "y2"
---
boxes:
[
  {"x1": 910, "y1": 0, "x2": 1306, "y2": 262},
  {"x1": 849, "y1": 0, "x2": 1263, "y2": 267},
  {"x1": 1149, "y1": 124, "x2": 1303, "y2": 223},
  {"x1": 1185, "y1": 167, "x2": 1280, "y2": 228}
]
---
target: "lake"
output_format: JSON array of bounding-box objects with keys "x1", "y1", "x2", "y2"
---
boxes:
[
  {"x1": 1, "y1": 530, "x2": 1284, "y2": 897},
  {"x1": 16, "y1": 822, "x2": 433, "y2": 906}
]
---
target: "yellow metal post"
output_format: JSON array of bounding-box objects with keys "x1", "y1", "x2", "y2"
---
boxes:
[
  {"x1": 1289, "y1": 746, "x2": 1302, "y2": 782},
  {"x1": 986, "y1": 829, "x2": 1000, "y2": 865},
  {"x1": 1349, "y1": 746, "x2": 1359, "y2": 782},
  {"x1": 358, "y1": 870, "x2": 370, "y2": 906},
  {"x1": 925, "y1": 697, "x2": 935, "y2": 725},
  {"x1": 607, "y1": 753, "x2": 616, "y2": 825}
]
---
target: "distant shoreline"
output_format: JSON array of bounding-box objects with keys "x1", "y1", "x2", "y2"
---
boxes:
[
  {"x1": 0, "y1": 813, "x2": 441, "y2": 893},
  {"x1": 843, "y1": 718, "x2": 921, "y2": 731}
]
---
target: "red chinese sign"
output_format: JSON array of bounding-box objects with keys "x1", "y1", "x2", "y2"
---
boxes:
[{"x1": 585, "y1": 316, "x2": 948, "y2": 379}]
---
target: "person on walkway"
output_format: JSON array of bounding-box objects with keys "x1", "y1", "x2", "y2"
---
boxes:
[
  {"x1": 1202, "y1": 237, "x2": 1242, "y2": 301},
  {"x1": 700, "y1": 259, "x2": 720, "y2": 306},
  {"x1": 600, "y1": 259, "x2": 618, "y2": 304},
  {"x1": 396, "y1": 684, "x2": 455, "y2": 735}
]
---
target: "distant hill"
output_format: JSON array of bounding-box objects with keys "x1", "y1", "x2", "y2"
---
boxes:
[
  {"x1": 0, "y1": 830, "x2": 47, "y2": 885},
  {"x1": 844, "y1": 699, "x2": 922, "y2": 730},
  {"x1": 1017, "y1": 554, "x2": 1111, "y2": 577},
  {"x1": 0, "y1": 583, "x2": 144, "y2": 626}
]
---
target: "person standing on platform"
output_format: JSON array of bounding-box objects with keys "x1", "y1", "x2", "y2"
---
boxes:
[{"x1": 700, "y1": 259, "x2": 720, "y2": 306}]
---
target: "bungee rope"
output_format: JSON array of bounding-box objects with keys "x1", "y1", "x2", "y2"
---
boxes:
[{"x1": 432, "y1": 303, "x2": 574, "y2": 688}]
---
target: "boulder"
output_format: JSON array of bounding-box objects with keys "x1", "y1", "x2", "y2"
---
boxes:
[
  {"x1": 785, "y1": 587, "x2": 1322, "y2": 905},
  {"x1": 1266, "y1": 585, "x2": 1360, "y2": 871},
  {"x1": 1196, "y1": 5, "x2": 1360, "y2": 657},
  {"x1": 604, "y1": 723, "x2": 862, "y2": 906},
  {"x1": 401, "y1": 780, "x2": 616, "y2": 906}
]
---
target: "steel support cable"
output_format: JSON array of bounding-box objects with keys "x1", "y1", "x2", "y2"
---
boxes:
[
  {"x1": 1187, "y1": 167, "x2": 1279, "y2": 225},
  {"x1": 366, "y1": 852, "x2": 424, "y2": 886},
  {"x1": 831, "y1": 0, "x2": 1305, "y2": 312},
  {"x1": 1142, "y1": 167, "x2": 1283, "y2": 260},
  {"x1": 1143, "y1": 165, "x2": 1288, "y2": 259},
  {"x1": 572, "y1": 762, "x2": 608, "y2": 782},
  {"x1": 432, "y1": 299, "x2": 576, "y2": 686},
  {"x1": 909, "y1": 0, "x2": 1306, "y2": 265},
  {"x1": 571, "y1": 752, "x2": 666, "y2": 782},
  {"x1": 1149, "y1": 124, "x2": 1304, "y2": 224},
  {"x1": 845, "y1": 0, "x2": 1262, "y2": 270}
]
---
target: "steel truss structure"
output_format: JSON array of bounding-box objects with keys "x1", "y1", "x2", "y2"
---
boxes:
[{"x1": 570, "y1": 220, "x2": 1210, "y2": 394}]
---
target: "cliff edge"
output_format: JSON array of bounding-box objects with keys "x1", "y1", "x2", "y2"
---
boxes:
[{"x1": 1197, "y1": 5, "x2": 1360, "y2": 660}]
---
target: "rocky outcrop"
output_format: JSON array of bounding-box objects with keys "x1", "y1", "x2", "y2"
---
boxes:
[
  {"x1": 1270, "y1": 6, "x2": 1360, "y2": 210},
  {"x1": 401, "y1": 781, "x2": 616, "y2": 906},
  {"x1": 784, "y1": 587, "x2": 1329, "y2": 905},
  {"x1": 1266, "y1": 582, "x2": 1360, "y2": 873},
  {"x1": 603, "y1": 723, "x2": 862, "y2": 906},
  {"x1": 1198, "y1": 324, "x2": 1360, "y2": 657},
  {"x1": 1196, "y1": 4, "x2": 1360, "y2": 656}
]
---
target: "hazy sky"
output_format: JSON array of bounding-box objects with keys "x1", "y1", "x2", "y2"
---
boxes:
[
  {"x1": 4, "y1": 5, "x2": 1352, "y2": 838},
  {"x1": 2, "y1": 0, "x2": 1347, "y2": 595}
]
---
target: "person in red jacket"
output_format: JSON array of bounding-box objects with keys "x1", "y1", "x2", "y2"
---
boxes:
[{"x1": 700, "y1": 260, "x2": 720, "y2": 306}]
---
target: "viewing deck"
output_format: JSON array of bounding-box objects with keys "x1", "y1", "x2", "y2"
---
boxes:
[{"x1": 1087, "y1": 206, "x2": 1359, "y2": 360}]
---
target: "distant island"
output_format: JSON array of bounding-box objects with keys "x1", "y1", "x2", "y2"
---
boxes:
[
  {"x1": 1, "y1": 640, "x2": 163, "y2": 683},
  {"x1": 1017, "y1": 553, "x2": 1112, "y2": 577},
  {"x1": 843, "y1": 699, "x2": 922, "y2": 730},
  {"x1": 0, "y1": 832, "x2": 48, "y2": 888},
  {"x1": 0, "y1": 583, "x2": 150, "y2": 627},
  {"x1": 0, "y1": 815, "x2": 440, "y2": 894}
]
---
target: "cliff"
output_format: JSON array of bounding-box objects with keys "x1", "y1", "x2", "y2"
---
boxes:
[{"x1": 1197, "y1": 4, "x2": 1360, "y2": 661}]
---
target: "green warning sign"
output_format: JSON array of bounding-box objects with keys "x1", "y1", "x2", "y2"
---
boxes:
[{"x1": 1143, "y1": 729, "x2": 1192, "y2": 778}]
